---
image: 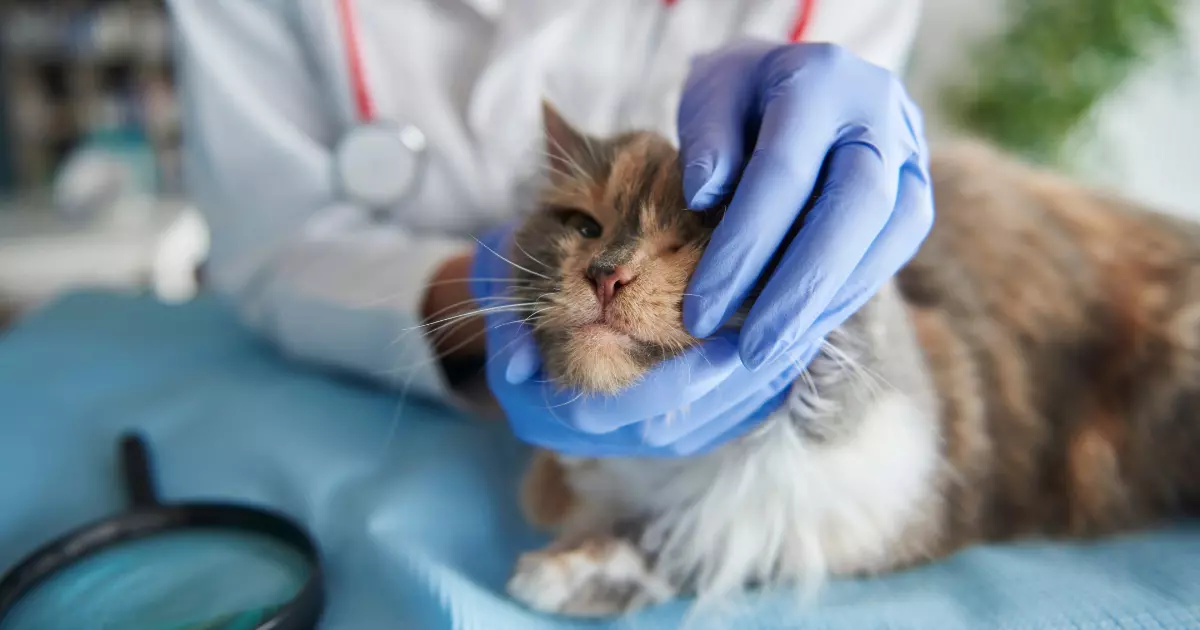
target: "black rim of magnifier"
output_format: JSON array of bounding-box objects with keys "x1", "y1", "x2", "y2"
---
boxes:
[{"x1": 0, "y1": 433, "x2": 324, "y2": 630}]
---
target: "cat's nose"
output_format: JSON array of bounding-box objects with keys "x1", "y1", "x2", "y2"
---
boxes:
[{"x1": 588, "y1": 264, "x2": 636, "y2": 308}]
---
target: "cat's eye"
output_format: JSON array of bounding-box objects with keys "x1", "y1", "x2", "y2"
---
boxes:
[{"x1": 557, "y1": 210, "x2": 603, "y2": 239}]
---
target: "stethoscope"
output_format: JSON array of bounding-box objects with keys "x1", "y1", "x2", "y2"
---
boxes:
[
  {"x1": 326, "y1": 0, "x2": 820, "y2": 214},
  {"x1": 330, "y1": 0, "x2": 429, "y2": 213},
  {"x1": 326, "y1": 0, "x2": 817, "y2": 213}
]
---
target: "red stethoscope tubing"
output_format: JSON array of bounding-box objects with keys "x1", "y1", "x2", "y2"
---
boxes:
[
  {"x1": 334, "y1": 0, "x2": 816, "y2": 124},
  {"x1": 789, "y1": 0, "x2": 818, "y2": 44},
  {"x1": 336, "y1": 0, "x2": 375, "y2": 123}
]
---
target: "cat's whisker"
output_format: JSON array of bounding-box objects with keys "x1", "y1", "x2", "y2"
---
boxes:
[
  {"x1": 374, "y1": 362, "x2": 421, "y2": 461},
  {"x1": 542, "y1": 177, "x2": 594, "y2": 201},
  {"x1": 821, "y1": 339, "x2": 889, "y2": 391},
  {"x1": 540, "y1": 140, "x2": 592, "y2": 181},
  {"x1": 384, "y1": 296, "x2": 525, "y2": 350},
  {"x1": 541, "y1": 154, "x2": 589, "y2": 187},
  {"x1": 491, "y1": 307, "x2": 553, "y2": 331},
  {"x1": 416, "y1": 306, "x2": 540, "y2": 341},
  {"x1": 546, "y1": 389, "x2": 586, "y2": 409},
  {"x1": 540, "y1": 385, "x2": 575, "y2": 429},
  {"x1": 482, "y1": 327, "x2": 535, "y2": 374},
  {"x1": 521, "y1": 307, "x2": 553, "y2": 323},
  {"x1": 421, "y1": 308, "x2": 540, "y2": 341},
  {"x1": 355, "y1": 278, "x2": 531, "y2": 309},
  {"x1": 513, "y1": 239, "x2": 554, "y2": 270},
  {"x1": 381, "y1": 325, "x2": 490, "y2": 380},
  {"x1": 430, "y1": 295, "x2": 530, "y2": 316},
  {"x1": 471, "y1": 235, "x2": 553, "y2": 281},
  {"x1": 373, "y1": 299, "x2": 516, "y2": 458},
  {"x1": 405, "y1": 302, "x2": 542, "y2": 333},
  {"x1": 505, "y1": 287, "x2": 562, "y2": 307},
  {"x1": 540, "y1": 161, "x2": 583, "y2": 184},
  {"x1": 799, "y1": 367, "x2": 816, "y2": 395},
  {"x1": 687, "y1": 340, "x2": 715, "y2": 369},
  {"x1": 423, "y1": 277, "x2": 527, "y2": 289},
  {"x1": 782, "y1": 345, "x2": 818, "y2": 395},
  {"x1": 427, "y1": 315, "x2": 486, "y2": 347},
  {"x1": 684, "y1": 353, "x2": 694, "y2": 389},
  {"x1": 382, "y1": 313, "x2": 540, "y2": 383},
  {"x1": 820, "y1": 340, "x2": 888, "y2": 402},
  {"x1": 580, "y1": 133, "x2": 601, "y2": 168},
  {"x1": 428, "y1": 277, "x2": 518, "y2": 284}
]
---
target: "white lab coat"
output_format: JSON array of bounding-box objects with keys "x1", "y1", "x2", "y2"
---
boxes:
[{"x1": 166, "y1": 0, "x2": 922, "y2": 401}]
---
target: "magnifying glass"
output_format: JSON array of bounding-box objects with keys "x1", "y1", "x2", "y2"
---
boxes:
[{"x1": 0, "y1": 433, "x2": 324, "y2": 630}]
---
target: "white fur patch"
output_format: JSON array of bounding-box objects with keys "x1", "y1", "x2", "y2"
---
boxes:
[
  {"x1": 561, "y1": 391, "x2": 941, "y2": 600},
  {"x1": 508, "y1": 538, "x2": 675, "y2": 616}
]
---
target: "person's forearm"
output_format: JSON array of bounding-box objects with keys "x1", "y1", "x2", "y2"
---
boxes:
[{"x1": 422, "y1": 251, "x2": 487, "y2": 360}]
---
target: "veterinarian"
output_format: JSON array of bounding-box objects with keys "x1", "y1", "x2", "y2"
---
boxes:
[{"x1": 169, "y1": 0, "x2": 932, "y2": 456}]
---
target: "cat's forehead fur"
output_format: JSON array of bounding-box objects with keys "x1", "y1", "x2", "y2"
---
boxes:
[{"x1": 540, "y1": 132, "x2": 701, "y2": 244}]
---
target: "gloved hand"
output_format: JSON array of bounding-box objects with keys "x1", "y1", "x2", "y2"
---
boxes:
[
  {"x1": 470, "y1": 222, "x2": 814, "y2": 457},
  {"x1": 473, "y1": 40, "x2": 932, "y2": 457},
  {"x1": 678, "y1": 40, "x2": 933, "y2": 367}
]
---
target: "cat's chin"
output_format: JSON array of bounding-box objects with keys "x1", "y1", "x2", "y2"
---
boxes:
[{"x1": 544, "y1": 325, "x2": 648, "y2": 395}]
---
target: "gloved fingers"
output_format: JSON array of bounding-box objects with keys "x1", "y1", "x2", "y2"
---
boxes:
[
  {"x1": 502, "y1": 333, "x2": 541, "y2": 384},
  {"x1": 683, "y1": 86, "x2": 841, "y2": 339},
  {"x1": 739, "y1": 140, "x2": 901, "y2": 368},
  {"x1": 561, "y1": 337, "x2": 746, "y2": 433},
  {"x1": 639, "y1": 341, "x2": 815, "y2": 447},
  {"x1": 507, "y1": 412, "x2": 654, "y2": 456},
  {"x1": 663, "y1": 386, "x2": 793, "y2": 456},
  {"x1": 636, "y1": 367, "x2": 774, "y2": 447},
  {"x1": 481, "y1": 307, "x2": 539, "y2": 387},
  {"x1": 497, "y1": 336, "x2": 745, "y2": 436},
  {"x1": 677, "y1": 74, "x2": 747, "y2": 209},
  {"x1": 795, "y1": 160, "x2": 933, "y2": 352},
  {"x1": 677, "y1": 40, "x2": 777, "y2": 208}
]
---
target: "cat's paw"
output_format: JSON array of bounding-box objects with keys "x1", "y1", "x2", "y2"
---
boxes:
[{"x1": 507, "y1": 537, "x2": 675, "y2": 617}]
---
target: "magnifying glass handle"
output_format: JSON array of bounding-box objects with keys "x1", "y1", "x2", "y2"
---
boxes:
[{"x1": 119, "y1": 433, "x2": 160, "y2": 508}]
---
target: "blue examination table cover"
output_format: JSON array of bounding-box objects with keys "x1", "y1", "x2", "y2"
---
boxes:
[{"x1": 0, "y1": 291, "x2": 1197, "y2": 630}]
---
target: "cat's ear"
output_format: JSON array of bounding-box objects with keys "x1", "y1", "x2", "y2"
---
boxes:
[{"x1": 541, "y1": 99, "x2": 589, "y2": 170}]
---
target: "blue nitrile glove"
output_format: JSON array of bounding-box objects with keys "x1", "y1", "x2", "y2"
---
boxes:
[
  {"x1": 470, "y1": 222, "x2": 814, "y2": 457},
  {"x1": 678, "y1": 40, "x2": 934, "y2": 367},
  {"x1": 474, "y1": 41, "x2": 932, "y2": 457}
]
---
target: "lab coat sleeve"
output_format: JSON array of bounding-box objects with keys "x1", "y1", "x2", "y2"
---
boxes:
[{"x1": 167, "y1": 0, "x2": 463, "y2": 400}]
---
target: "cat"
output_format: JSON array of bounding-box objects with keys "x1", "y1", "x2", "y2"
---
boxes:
[{"x1": 498, "y1": 102, "x2": 1200, "y2": 618}]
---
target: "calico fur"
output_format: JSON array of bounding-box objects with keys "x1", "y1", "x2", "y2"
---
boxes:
[{"x1": 502, "y1": 103, "x2": 1200, "y2": 617}]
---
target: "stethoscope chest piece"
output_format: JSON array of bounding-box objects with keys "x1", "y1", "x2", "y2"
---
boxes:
[{"x1": 333, "y1": 121, "x2": 428, "y2": 211}]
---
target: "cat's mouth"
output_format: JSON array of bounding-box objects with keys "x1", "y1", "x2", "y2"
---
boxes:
[{"x1": 575, "y1": 321, "x2": 635, "y2": 345}]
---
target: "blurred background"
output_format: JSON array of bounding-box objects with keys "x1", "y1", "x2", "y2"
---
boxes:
[
  {"x1": 0, "y1": 0, "x2": 190, "y2": 329},
  {"x1": 0, "y1": 0, "x2": 1197, "y2": 330}
]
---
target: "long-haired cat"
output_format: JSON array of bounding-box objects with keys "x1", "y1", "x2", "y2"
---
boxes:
[{"x1": 499, "y1": 102, "x2": 1200, "y2": 617}]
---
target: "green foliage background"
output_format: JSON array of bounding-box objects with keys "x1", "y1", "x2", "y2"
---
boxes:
[{"x1": 941, "y1": 0, "x2": 1184, "y2": 166}]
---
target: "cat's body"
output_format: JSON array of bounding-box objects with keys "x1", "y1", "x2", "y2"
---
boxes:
[{"x1": 502, "y1": 106, "x2": 1200, "y2": 617}]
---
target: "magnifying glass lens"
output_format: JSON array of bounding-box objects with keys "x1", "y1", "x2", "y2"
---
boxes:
[{"x1": 0, "y1": 529, "x2": 311, "y2": 630}]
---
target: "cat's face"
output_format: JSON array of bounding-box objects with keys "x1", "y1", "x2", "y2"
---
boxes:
[{"x1": 509, "y1": 105, "x2": 717, "y2": 394}]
